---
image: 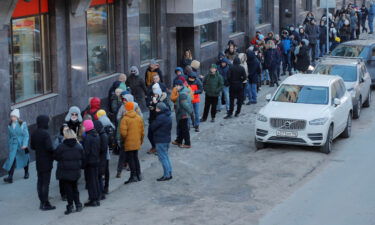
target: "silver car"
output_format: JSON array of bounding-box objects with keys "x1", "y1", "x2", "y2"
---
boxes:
[{"x1": 313, "y1": 57, "x2": 372, "y2": 119}]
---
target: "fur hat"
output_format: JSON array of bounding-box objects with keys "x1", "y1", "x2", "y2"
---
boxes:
[
  {"x1": 130, "y1": 66, "x2": 139, "y2": 76},
  {"x1": 125, "y1": 102, "x2": 135, "y2": 111},
  {"x1": 191, "y1": 60, "x2": 200, "y2": 70},
  {"x1": 65, "y1": 106, "x2": 82, "y2": 122},
  {"x1": 10, "y1": 109, "x2": 20, "y2": 119},
  {"x1": 152, "y1": 83, "x2": 162, "y2": 96},
  {"x1": 83, "y1": 120, "x2": 94, "y2": 132}
]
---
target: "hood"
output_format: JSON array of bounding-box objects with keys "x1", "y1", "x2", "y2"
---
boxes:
[
  {"x1": 130, "y1": 66, "x2": 139, "y2": 76},
  {"x1": 188, "y1": 71, "x2": 197, "y2": 79},
  {"x1": 233, "y1": 57, "x2": 241, "y2": 65},
  {"x1": 260, "y1": 101, "x2": 331, "y2": 120},
  {"x1": 124, "y1": 94, "x2": 134, "y2": 102},
  {"x1": 65, "y1": 106, "x2": 82, "y2": 122},
  {"x1": 220, "y1": 58, "x2": 230, "y2": 66},
  {"x1": 217, "y1": 52, "x2": 225, "y2": 60},
  {"x1": 246, "y1": 50, "x2": 256, "y2": 62},
  {"x1": 63, "y1": 138, "x2": 78, "y2": 148},
  {"x1": 99, "y1": 115, "x2": 115, "y2": 129},
  {"x1": 36, "y1": 115, "x2": 49, "y2": 129},
  {"x1": 238, "y1": 53, "x2": 247, "y2": 63},
  {"x1": 175, "y1": 67, "x2": 184, "y2": 74},
  {"x1": 93, "y1": 120, "x2": 104, "y2": 133},
  {"x1": 125, "y1": 110, "x2": 137, "y2": 118},
  {"x1": 90, "y1": 97, "x2": 101, "y2": 112}
]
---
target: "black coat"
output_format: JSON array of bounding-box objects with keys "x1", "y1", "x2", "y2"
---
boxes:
[
  {"x1": 264, "y1": 49, "x2": 280, "y2": 70},
  {"x1": 30, "y1": 115, "x2": 54, "y2": 172},
  {"x1": 246, "y1": 51, "x2": 261, "y2": 84},
  {"x1": 150, "y1": 109, "x2": 172, "y2": 144},
  {"x1": 94, "y1": 121, "x2": 108, "y2": 175},
  {"x1": 227, "y1": 58, "x2": 246, "y2": 88},
  {"x1": 296, "y1": 46, "x2": 311, "y2": 72},
  {"x1": 83, "y1": 130, "x2": 101, "y2": 167},
  {"x1": 305, "y1": 24, "x2": 320, "y2": 44},
  {"x1": 126, "y1": 74, "x2": 147, "y2": 99},
  {"x1": 55, "y1": 139, "x2": 84, "y2": 181}
]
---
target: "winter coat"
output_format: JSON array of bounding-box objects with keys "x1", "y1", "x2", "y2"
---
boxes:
[
  {"x1": 54, "y1": 139, "x2": 84, "y2": 181},
  {"x1": 110, "y1": 94, "x2": 123, "y2": 116},
  {"x1": 83, "y1": 130, "x2": 101, "y2": 167},
  {"x1": 339, "y1": 25, "x2": 351, "y2": 42},
  {"x1": 264, "y1": 49, "x2": 280, "y2": 70},
  {"x1": 179, "y1": 58, "x2": 192, "y2": 69},
  {"x1": 350, "y1": 11, "x2": 358, "y2": 31},
  {"x1": 30, "y1": 115, "x2": 54, "y2": 172},
  {"x1": 295, "y1": 45, "x2": 310, "y2": 72},
  {"x1": 246, "y1": 51, "x2": 261, "y2": 84},
  {"x1": 299, "y1": 32, "x2": 309, "y2": 42},
  {"x1": 116, "y1": 101, "x2": 143, "y2": 122},
  {"x1": 225, "y1": 49, "x2": 238, "y2": 63},
  {"x1": 145, "y1": 67, "x2": 163, "y2": 87},
  {"x1": 319, "y1": 25, "x2": 328, "y2": 44},
  {"x1": 238, "y1": 53, "x2": 248, "y2": 76},
  {"x1": 146, "y1": 84, "x2": 169, "y2": 122},
  {"x1": 126, "y1": 74, "x2": 147, "y2": 100},
  {"x1": 305, "y1": 24, "x2": 320, "y2": 44},
  {"x1": 218, "y1": 58, "x2": 231, "y2": 86},
  {"x1": 2, "y1": 121, "x2": 29, "y2": 171},
  {"x1": 173, "y1": 67, "x2": 188, "y2": 87},
  {"x1": 281, "y1": 38, "x2": 292, "y2": 54},
  {"x1": 227, "y1": 58, "x2": 247, "y2": 88},
  {"x1": 175, "y1": 86, "x2": 193, "y2": 121},
  {"x1": 94, "y1": 121, "x2": 109, "y2": 175},
  {"x1": 150, "y1": 109, "x2": 172, "y2": 144},
  {"x1": 107, "y1": 81, "x2": 130, "y2": 113},
  {"x1": 203, "y1": 71, "x2": 224, "y2": 97},
  {"x1": 120, "y1": 110, "x2": 144, "y2": 151},
  {"x1": 187, "y1": 73, "x2": 203, "y2": 104}
]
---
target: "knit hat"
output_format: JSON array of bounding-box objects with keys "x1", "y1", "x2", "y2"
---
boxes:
[
  {"x1": 175, "y1": 79, "x2": 184, "y2": 86},
  {"x1": 10, "y1": 109, "x2": 20, "y2": 118},
  {"x1": 125, "y1": 102, "x2": 135, "y2": 111},
  {"x1": 65, "y1": 106, "x2": 83, "y2": 122},
  {"x1": 156, "y1": 102, "x2": 168, "y2": 112},
  {"x1": 152, "y1": 83, "x2": 162, "y2": 96},
  {"x1": 96, "y1": 109, "x2": 106, "y2": 119},
  {"x1": 83, "y1": 120, "x2": 94, "y2": 132},
  {"x1": 210, "y1": 64, "x2": 218, "y2": 69},
  {"x1": 191, "y1": 60, "x2": 200, "y2": 70}
]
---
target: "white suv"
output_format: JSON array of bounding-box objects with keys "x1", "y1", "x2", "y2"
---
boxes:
[{"x1": 255, "y1": 74, "x2": 353, "y2": 154}]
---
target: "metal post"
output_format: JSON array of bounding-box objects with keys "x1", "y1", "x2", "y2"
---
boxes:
[{"x1": 326, "y1": 0, "x2": 330, "y2": 54}]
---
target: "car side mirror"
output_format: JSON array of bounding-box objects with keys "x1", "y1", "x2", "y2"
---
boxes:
[
  {"x1": 266, "y1": 94, "x2": 272, "y2": 102},
  {"x1": 333, "y1": 98, "x2": 341, "y2": 106},
  {"x1": 360, "y1": 77, "x2": 365, "y2": 83}
]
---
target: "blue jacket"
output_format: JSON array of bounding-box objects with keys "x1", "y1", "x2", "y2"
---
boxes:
[
  {"x1": 218, "y1": 58, "x2": 231, "y2": 86},
  {"x1": 281, "y1": 38, "x2": 292, "y2": 54},
  {"x1": 150, "y1": 109, "x2": 172, "y2": 144}
]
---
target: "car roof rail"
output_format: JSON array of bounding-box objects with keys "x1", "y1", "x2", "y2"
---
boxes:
[{"x1": 322, "y1": 55, "x2": 364, "y2": 61}]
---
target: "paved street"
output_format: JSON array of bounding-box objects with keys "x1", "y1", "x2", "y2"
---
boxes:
[{"x1": 1, "y1": 78, "x2": 374, "y2": 225}]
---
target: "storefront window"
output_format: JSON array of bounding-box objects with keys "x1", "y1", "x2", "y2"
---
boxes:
[
  {"x1": 86, "y1": 0, "x2": 115, "y2": 80},
  {"x1": 223, "y1": 0, "x2": 244, "y2": 34},
  {"x1": 140, "y1": 0, "x2": 157, "y2": 62},
  {"x1": 200, "y1": 22, "x2": 217, "y2": 45},
  {"x1": 10, "y1": 0, "x2": 51, "y2": 103},
  {"x1": 255, "y1": 0, "x2": 269, "y2": 25}
]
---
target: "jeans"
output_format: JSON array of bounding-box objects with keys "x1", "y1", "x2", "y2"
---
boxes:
[
  {"x1": 369, "y1": 15, "x2": 374, "y2": 33},
  {"x1": 61, "y1": 180, "x2": 80, "y2": 206},
  {"x1": 319, "y1": 42, "x2": 326, "y2": 57},
  {"x1": 37, "y1": 170, "x2": 52, "y2": 204},
  {"x1": 155, "y1": 143, "x2": 172, "y2": 177},
  {"x1": 202, "y1": 95, "x2": 218, "y2": 120},
  {"x1": 309, "y1": 43, "x2": 318, "y2": 60},
  {"x1": 244, "y1": 82, "x2": 251, "y2": 102},
  {"x1": 249, "y1": 83, "x2": 257, "y2": 103},
  {"x1": 192, "y1": 103, "x2": 200, "y2": 127},
  {"x1": 282, "y1": 52, "x2": 292, "y2": 74},
  {"x1": 262, "y1": 69, "x2": 270, "y2": 81},
  {"x1": 217, "y1": 86, "x2": 230, "y2": 111},
  {"x1": 269, "y1": 67, "x2": 278, "y2": 86},
  {"x1": 176, "y1": 118, "x2": 190, "y2": 145}
]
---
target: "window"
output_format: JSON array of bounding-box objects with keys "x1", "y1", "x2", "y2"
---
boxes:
[
  {"x1": 9, "y1": 0, "x2": 51, "y2": 103},
  {"x1": 301, "y1": 0, "x2": 312, "y2": 11},
  {"x1": 331, "y1": 45, "x2": 368, "y2": 58},
  {"x1": 255, "y1": 0, "x2": 269, "y2": 25},
  {"x1": 223, "y1": 0, "x2": 245, "y2": 34},
  {"x1": 200, "y1": 22, "x2": 217, "y2": 45},
  {"x1": 273, "y1": 84, "x2": 329, "y2": 105},
  {"x1": 140, "y1": 0, "x2": 157, "y2": 62},
  {"x1": 86, "y1": 0, "x2": 115, "y2": 80},
  {"x1": 314, "y1": 64, "x2": 357, "y2": 82}
]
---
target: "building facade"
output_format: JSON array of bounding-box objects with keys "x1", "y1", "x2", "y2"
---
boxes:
[{"x1": 0, "y1": 0, "x2": 339, "y2": 164}]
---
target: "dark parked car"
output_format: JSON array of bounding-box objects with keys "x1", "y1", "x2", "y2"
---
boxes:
[{"x1": 330, "y1": 40, "x2": 375, "y2": 85}]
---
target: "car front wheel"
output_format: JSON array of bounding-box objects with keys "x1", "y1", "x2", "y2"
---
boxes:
[
  {"x1": 341, "y1": 113, "x2": 352, "y2": 138},
  {"x1": 363, "y1": 91, "x2": 371, "y2": 108},
  {"x1": 320, "y1": 125, "x2": 333, "y2": 154},
  {"x1": 255, "y1": 137, "x2": 266, "y2": 150},
  {"x1": 353, "y1": 97, "x2": 361, "y2": 119}
]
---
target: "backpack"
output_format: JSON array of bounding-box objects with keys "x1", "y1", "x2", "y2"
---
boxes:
[{"x1": 104, "y1": 125, "x2": 116, "y2": 151}]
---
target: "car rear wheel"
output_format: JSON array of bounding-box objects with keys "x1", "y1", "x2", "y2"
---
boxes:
[
  {"x1": 255, "y1": 137, "x2": 266, "y2": 150},
  {"x1": 320, "y1": 125, "x2": 333, "y2": 154},
  {"x1": 353, "y1": 97, "x2": 361, "y2": 119},
  {"x1": 363, "y1": 91, "x2": 371, "y2": 108},
  {"x1": 341, "y1": 113, "x2": 352, "y2": 138}
]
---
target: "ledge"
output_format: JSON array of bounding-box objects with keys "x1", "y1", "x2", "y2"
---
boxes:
[
  {"x1": 11, "y1": 93, "x2": 59, "y2": 110},
  {"x1": 255, "y1": 23, "x2": 272, "y2": 30},
  {"x1": 140, "y1": 59, "x2": 163, "y2": 68},
  {"x1": 88, "y1": 73, "x2": 119, "y2": 85},
  {"x1": 200, "y1": 41, "x2": 217, "y2": 48},
  {"x1": 229, "y1": 32, "x2": 245, "y2": 39}
]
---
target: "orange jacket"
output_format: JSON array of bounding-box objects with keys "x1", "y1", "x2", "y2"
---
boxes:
[
  {"x1": 170, "y1": 86, "x2": 194, "y2": 103},
  {"x1": 120, "y1": 110, "x2": 144, "y2": 151}
]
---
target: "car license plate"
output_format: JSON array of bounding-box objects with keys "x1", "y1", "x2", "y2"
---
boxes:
[{"x1": 276, "y1": 130, "x2": 298, "y2": 137}]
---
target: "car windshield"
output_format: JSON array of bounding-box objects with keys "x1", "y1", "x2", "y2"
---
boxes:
[
  {"x1": 273, "y1": 84, "x2": 329, "y2": 105},
  {"x1": 331, "y1": 45, "x2": 368, "y2": 58},
  {"x1": 313, "y1": 64, "x2": 357, "y2": 82}
]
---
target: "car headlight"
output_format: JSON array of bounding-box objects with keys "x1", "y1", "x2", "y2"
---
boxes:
[
  {"x1": 309, "y1": 117, "x2": 329, "y2": 125},
  {"x1": 257, "y1": 113, "x2": 268, "y2": 122}
]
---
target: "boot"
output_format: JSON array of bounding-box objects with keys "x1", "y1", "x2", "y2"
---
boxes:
[
  {"x1": 84, "y1": 200, "x2": 100, "y2": 207},
  {"x1": 124, "y1": 175, "x2": 138, "y2": 185},
  {"x1": 137, "y1": 173, "x2": 143, "y2": 181},
  {"x1": 147, "y1": 148, "x2": 156, "y2": 154},
  {"x1": 41, "y1": 202, "x2": 56, "y2": 211},
  {"x1": 64, "y1": 205, "x2": 73, "y2": 215},
  {"x1": 75, "y1": 203, "x2": 83, "y2": 212},
  {"x1": 116, "y1": 171, "x2": 121, "y2": 178},
  {"x1": 103, "y1": 186, "x2": 109, "y2": 194},
  {"x1": 24, "y1": 172, "x2": 29, "y2": 179},
  {"x1": 224, "y1": 114, "x2": 232, "y2": 119},
  {"x1": 3, "y1": 176, "x2": 13, "y2": 184},
  {"x1": 194, "y1": 126, "x2": 200, "y2": 132}
]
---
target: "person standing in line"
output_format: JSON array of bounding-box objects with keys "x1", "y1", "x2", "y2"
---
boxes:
[
  {"x1": 305, "y1": 19, "x2": 320, "y2": 61},
  {"x1": 126, "y1": 66, "x2": 148, "y2": 111},
  {"x1": 361, "y1": 4, "x2": 369, "y2": 33},
  {"x1": 217, "y1": 58, "x2": 231, "y2": 113},
  {"x1": 369, "y1": 2, "x2": 375, "y2": 34},
  {"x1": 145, "y1": 60, "x2": 164, "y2": 87},
  {"x1": 295, "y1": 40, "x2": 311, "y2": 73},
  {"x1": 150, "y1": 102, "x2": 173, "y2": 181},
  {"x1": 224, "y1": 57, "x2": 247, "y2": 119},
  {"x1": 172, "y1": 80, "x2": 193, "y2": 148},
  {"x1": 187, "y1": 71, "x2": 203, "y2": 132},
  {"x1": 246, "y1": 50, "x2": 261, "y2": 104},
  {"x1": 3, "y1": 109, "x2": 30, "y2": 183},
  {"x1": 55, "y1": 128, "x2": 84, "y2": 215},
  {"x1": 65, "y1": 106, "x2": 83, "y2": 136},
  {"x1": 82, "y1": 120, "x2": 101, "y2": 207},
  {"x1": 120, "y1": 102, "x2": 144, "y2": 184},
  {"x1": 201, "y1": 64, "x2": 224, "y2": 123},
  {"x1": 30, "y1": 115, "x2": 56, "y2": 211},
  {"x1": 281, "y1": 30, "x2": 292, "y2": 75},
  {"x1": 82, "y1": 97, "x2": 102, "y2": 121},
  {"x1": 93, "y1": 120, "x2": 108, "y2": 200},
  {"x1": 264, "y1": 40, "x2": 280, "y2": 87}
]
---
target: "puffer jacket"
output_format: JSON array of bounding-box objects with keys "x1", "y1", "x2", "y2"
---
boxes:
[
  {"x1": 175, "y1": 86, "x2": 193, "y2": 121},
  {"x1": 55, "y1": 139, "x2": 84, "y2": 181},
  {"x1": 203, "y1": 71, "x2": 224, "y2": 97},
  {"x1": 120, "y1": 110, "x2": 144, "y2": 151},
  {"x1": 150, "y1": 108, "x2": 172, "y2": 144},
  {"x1": 187, "y1": 72, "x2": 203, "y2": 104},
  {"x1": 83, "y1": 130, "x2": 100, "y2": 166},
  {"x1": 227, "y1": 57, "x2": 247, "y2": 87}
]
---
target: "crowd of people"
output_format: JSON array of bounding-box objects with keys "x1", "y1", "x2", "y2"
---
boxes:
[{"x1": 2, "y1": 2, "x2": 374, "y2": 216}]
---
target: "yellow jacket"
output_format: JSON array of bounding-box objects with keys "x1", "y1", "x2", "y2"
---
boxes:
[{"x1": 120, "y1": 110, "x2": 144, "y2": 151}]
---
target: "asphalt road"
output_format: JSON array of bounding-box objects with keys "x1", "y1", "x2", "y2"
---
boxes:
[{"x1": 258, "y1": 90, "x2": 375, "y2": 225}]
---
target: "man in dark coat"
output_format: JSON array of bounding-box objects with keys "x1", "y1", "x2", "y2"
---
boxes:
[
  {"x1": 30, "y1": 115, "x2": 56, "y2": 211},
  {"x1": 82, "y1": 120, "x2": 101, "y2": 207},
  {"x1": 202, "y1": 64, "x2": 224, "y2": 122},
  {"x1": 217, "y1": 57, "x2": 231, "y2": 112},
  {"x1": 225, "y1": 57, "x2": 247, "y2": 119},
  {"x1": 305, "y1": 19, "x2": 320, "y2": 61},
  {"x1": 93, "y1": 121, "x2": 108, "y2": 200},
  {"x1": 246, "y1": 50, "x2": 261, "y2": 104},
  {"x1": 126, "y1": 66, "x2": 147, "y2": 111}
]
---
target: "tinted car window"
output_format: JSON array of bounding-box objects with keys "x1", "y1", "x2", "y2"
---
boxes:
[
  {"x1": 314, "y1": 64, "x2": 357, "y2": 82},
  {"x1": 273, "y1": 84, "x2": 329, "y2": 105},
  {"x1": 331, "y1": 45, "x2": 369, "y2": 58}
]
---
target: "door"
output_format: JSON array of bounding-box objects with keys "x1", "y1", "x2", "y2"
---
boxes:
[
  {"x1": 176, "y1": 27, "x2": 195, "y2": 67},
  {"x1": 366, "y1": 46, "x2": 375, "y2": 83},
  {"x1": 331, "y1": 81, "x2": 347, "y2": 136},
  {"x1": 360, "y1": 64, "x2": 372, "y2": 100}
]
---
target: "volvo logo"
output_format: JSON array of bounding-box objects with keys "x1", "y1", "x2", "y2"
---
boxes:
[{"x1": 284, "y1": 121, "x2": 291, "y2": 128}]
